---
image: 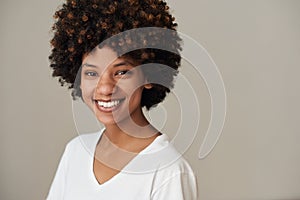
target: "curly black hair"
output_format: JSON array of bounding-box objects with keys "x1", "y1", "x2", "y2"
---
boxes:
[{"x1": 49, "y1": 0, "x2": 182, "y2": 109}]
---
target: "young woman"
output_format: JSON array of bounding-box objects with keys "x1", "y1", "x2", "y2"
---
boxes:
[{"x1": 47, "y1": 0, "x2": 197, "y2": 199}]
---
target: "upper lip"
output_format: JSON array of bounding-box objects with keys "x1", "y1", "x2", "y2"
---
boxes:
[{"x1": 94, "y1": 98, "x2": 124, "y2": 102}]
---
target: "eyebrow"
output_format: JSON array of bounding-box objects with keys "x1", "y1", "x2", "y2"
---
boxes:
[
  {"x1": 113, "y1": 61, "x2": 134, "y2": 67},
  {"x1": 82, "y1": 60, "x2": 135, "y2": 68},
  {"x1": 82, "y1": 63, "x2": 97, "y2": 68}
]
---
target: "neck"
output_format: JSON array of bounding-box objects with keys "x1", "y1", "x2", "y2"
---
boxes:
[
  {"x1": 100, "y1": 108, "x2": 160, "y2": 152},
  {"x1": 104, "y1": 120, "x2": 158, "y2": 143}
]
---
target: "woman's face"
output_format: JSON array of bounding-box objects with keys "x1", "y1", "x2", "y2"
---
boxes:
[{"x1": 80, "y1": 46, "x2": 149, "y2": 126}]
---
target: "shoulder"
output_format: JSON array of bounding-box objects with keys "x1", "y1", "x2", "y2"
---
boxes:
[
  {"x1": 149, "y1": 134, "x2": 194, "y2": 173},
  {"x1": 150, "y1": 150, "x2": 198, "y2": 199},
  {"x1": 139, "y1": 133, "x2": 196, "y2": 178},
  {"x1": 156, "y1": 150, "x2": 195, "y2": 180},
  {"x1": 65, "y1": 131, "x2": 102, "y2": 154}
]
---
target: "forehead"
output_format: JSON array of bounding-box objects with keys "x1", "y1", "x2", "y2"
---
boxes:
[{"x1": 82, "y1": 46, "x2": 119, "y2": 68}]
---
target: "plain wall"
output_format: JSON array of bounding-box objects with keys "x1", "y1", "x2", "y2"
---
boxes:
[{"x1": 0, "y1": 0, "x2": 299, "y2": 199}]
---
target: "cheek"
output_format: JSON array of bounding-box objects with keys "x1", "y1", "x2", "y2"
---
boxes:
[
  {"x1": 128, "y1": 87, "x2": 144, "y2": 104},
  {"x1": 119, "y1": 76, "x2": 145, "y2": 94},
  {"x1": 80, "y1": 79, "x2": 97, "y2": 99}
]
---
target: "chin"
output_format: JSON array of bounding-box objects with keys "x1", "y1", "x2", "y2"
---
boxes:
[{"x1": 95, "y1": 114, "x2": 118, "y2": 126}]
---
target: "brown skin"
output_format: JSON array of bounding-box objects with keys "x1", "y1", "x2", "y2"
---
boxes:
[
  {"x1": 81, "y1": 46, "x2": 160, "y2": 184},
  {"x1": 93, "y1": 129, "x2": 160, "y2": 184}
]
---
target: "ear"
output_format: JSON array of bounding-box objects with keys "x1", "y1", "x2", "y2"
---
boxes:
[{"x1": 144, "y1": 83, "x2": 152, "y2": 89}]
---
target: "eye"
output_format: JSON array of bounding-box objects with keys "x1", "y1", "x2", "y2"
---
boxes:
[
  {"x1": 84, "y1": 71, "x2": 98, "y2": 77},
  {"x1": 115, "y1": 70, "x2": 133, "y2": 77}
]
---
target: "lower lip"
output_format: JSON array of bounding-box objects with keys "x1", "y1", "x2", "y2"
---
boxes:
[{"x1": 94, "y1": 100, "x2": 124, "y2": 113}]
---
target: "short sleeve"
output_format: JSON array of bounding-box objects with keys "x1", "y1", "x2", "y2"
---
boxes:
[{"x1": 151, "y1": 171, "x2": 198, "y2": 200}]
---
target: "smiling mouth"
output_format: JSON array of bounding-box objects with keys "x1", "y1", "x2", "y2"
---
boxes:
[{"x1": 95, "y1": 99, "x2": 125, "y2": 109}]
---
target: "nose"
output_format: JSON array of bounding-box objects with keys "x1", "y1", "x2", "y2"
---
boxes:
[{"x1": 95, "y1": 73, "x2": 117, "y2": 96}]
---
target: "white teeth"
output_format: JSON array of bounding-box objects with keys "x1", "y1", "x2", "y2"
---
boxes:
[{"x1": 97, "y1": 100, "x2": 121, "y2": 108}]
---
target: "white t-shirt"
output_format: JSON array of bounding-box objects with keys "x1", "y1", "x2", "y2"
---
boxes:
[{"x1": 47, "y1": 130, "x2": 198, "y2": 200}]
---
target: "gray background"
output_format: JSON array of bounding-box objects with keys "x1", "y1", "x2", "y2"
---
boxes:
[{"x1": 1, "y1": 0, "x2": 300, "y2": 199}]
